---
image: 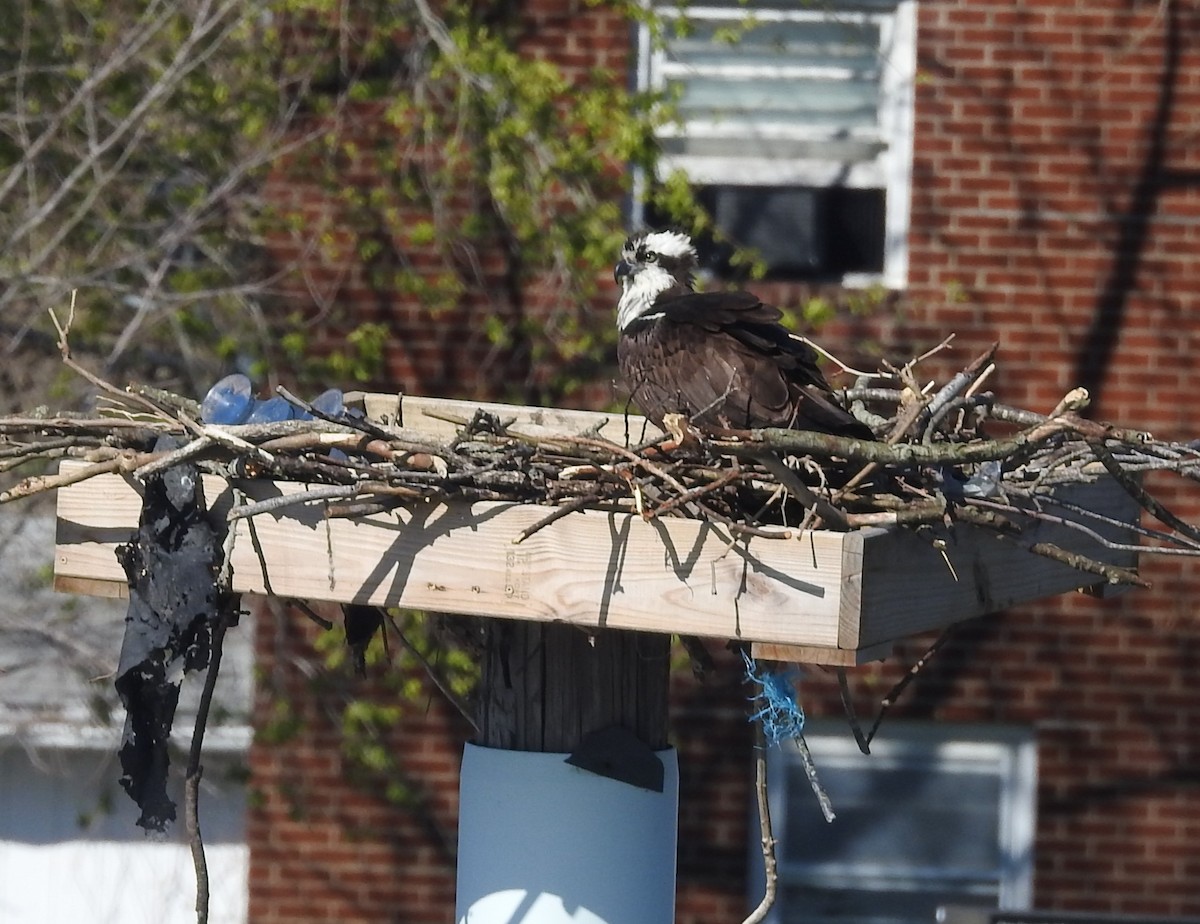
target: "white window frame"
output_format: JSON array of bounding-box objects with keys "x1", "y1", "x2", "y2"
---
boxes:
[
  {"x1": 636, "y1": 1, "x2": 918, "y2": 288},
  {"x1": 751, "y1": 721, "x2": 1037, "y2": 924}
]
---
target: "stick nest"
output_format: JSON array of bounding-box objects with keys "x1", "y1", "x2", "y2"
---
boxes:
[{"x1": 6, "y1": 335, "x2": 1200, "y2": 589}]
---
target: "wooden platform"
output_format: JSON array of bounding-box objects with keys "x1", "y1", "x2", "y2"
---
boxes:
[{"x1": 53, "y1": 395, "x2": 1140, "y2": 666}]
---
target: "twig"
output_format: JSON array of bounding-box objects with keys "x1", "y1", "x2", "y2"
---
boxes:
[
  {"x1": 0, "y1": 416, "x2": 169, "y2": 437},
  {"x1": 963, "y1": 363, "x2": 995, "y2": 400},
  {"x1": 864, "y1": 626, "x2": 960, "y2": 747},
  {"x1": 134, "y1": 436, "x2": 216, "y2": 480},
  {"x1": 384, "y1": 612, "x2": 480, "y2": 733},
  {"x1": 1088, "y1": 438, "x2": 1200, "y2": 546},
  {"x1": 837, "y1": 378, "x2": 944, "y2": 498},
  {"x1": 910, "y1": 333, "x2": 957, "y2": 365},
  {"x1": 919, "y1": 342, "x2": 998, "y2": 441},
  {"x1": 693, "y1": 502, "x2": 793, "y2": 540},
  {"x1": 521, "y1": 430, "x2": 694, "y2": 496},
  {"x1": 844, "y1": 497, "x2": 947, "y2": 528},
  {"x1": 227, "y1": 484, "x2": 361, "y2": 521},
  {"x1": 0, "y1": 446, "x2": 75, "y2": 472},
  {"x1": 1038, "y1": 494, "x2": 1200, "y2": 552},
  {"x1": 288, "y1": 599, "x2": 335, "y2": 631},
  {"x1": 966, "y1": 494, "x2": 1199, "y2": 557},
  {"x1": 185, "y1": 597, "x2": 240, "y2": 924},
  {"x1": 836, "y1": 668, "x2": 871, "y2": 755},
  {"x1": 742, "y1": 716, "x2": 778, "y2": 924},
  {"x1": 729, "y1": 416, "x2": 1075, "y2": 467},
  {"x1": 752, "y1": 452, "x2": 850, "y2": 531},
  {"x1": 0, "y1": 452, "x2": 141, "y2": 504},
  {"x1": 276, "y1": 384, "x2": 399, "y2": 444},
  {"x1": 1027, "y1": 540, "x2": 1149, "y2": 587},
  {"x1": 195, "y1": 420, "x2": 276, "y2": 467},
  {"x1": 512, "y1": 494, "x2": 602, "y2": 544},
  {"x1": 678, "y1": 635, "x2": 715, "y2": 680},
  {"x1": 795, "y1": 735, "x2": 835, "y2": 823},
  {"x1": 1048, "y1": 387, "x2": 1091, "y2": 419},
  {"x1": 793, "y1": 335, "x2": 874, "y2": 377},
  {"x1": 644, "y1": 460, "x2": 742, "y2": 520},
  {"x1": 48, "y1": 298, "x2": 173, "y2": 421},
  {"x1": 1025, "y1": 445, "x2": 1097, "y2": 492},
  {"x1": 128, "y1": 383, "x2": 202, "y2": 419},
  {"x1": 0, "y1": 436, "x2": 82, "y2": 459}
]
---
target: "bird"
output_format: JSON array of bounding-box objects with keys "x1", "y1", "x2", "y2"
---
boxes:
[{"x1": 613, "y1": 229, "x2": 874, "y2": 440}]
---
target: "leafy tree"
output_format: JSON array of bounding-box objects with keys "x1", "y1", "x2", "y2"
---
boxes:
[
  {"x1": 0, "y1": 0, "x2": 712, "y2": 863},
  {"x1": 0, "y1": 0, "x2": 703, "y2": 410},
  {"x1": 1, "y1": 0, "x2": 295, "y2": 403}
]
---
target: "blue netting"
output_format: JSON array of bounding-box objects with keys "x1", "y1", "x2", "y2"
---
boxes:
[{"x1": 742, "y1": 650, "x2": 805, "y2": 746}]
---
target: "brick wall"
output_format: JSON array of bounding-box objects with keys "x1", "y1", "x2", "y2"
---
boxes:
[
  {"x1": 248, "y1": 602, "x2": 469, "y2": 923},
  {"x1": 794, "y1": 0, "x2": 1200, "y2": 916},
  {"x1": 247, "y1": 1, "x2": 1200, "y2": 921}
]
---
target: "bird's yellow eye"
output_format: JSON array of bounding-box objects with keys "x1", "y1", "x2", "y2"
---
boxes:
[{"x1": 644, "y1": 251, "x2": 659, "y2": 263}]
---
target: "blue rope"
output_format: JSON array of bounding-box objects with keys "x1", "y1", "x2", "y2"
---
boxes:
[{"x1": 742, "y1": 650, "x2": 805, "y2": 746}]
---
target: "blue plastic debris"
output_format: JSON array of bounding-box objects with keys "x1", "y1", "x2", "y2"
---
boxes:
[
  {"x1": 199, "y1": 373, "x2": 253, "y2": 425},
  {"x1": 742, "y1": 650, "x2": 805, "y2": 747},
  {"x1": 244, "y1": 395, "x2": 295, "y2": 424}
]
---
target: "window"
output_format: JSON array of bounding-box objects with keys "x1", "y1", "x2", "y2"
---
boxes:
[
  {"x1": 750, "y1": 721, "x2": 1037, "y2": 924},
  {"x1": 0, "y1": 741, "x2": 248, "y2": 923},
  {"x1": 636, "y1": 1, "x2": 917, "y2": 286}
]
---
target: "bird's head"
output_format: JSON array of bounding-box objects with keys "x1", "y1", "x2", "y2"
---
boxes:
[{"x1": 614, "y1": 230, "x2": 698, "y2": 330}]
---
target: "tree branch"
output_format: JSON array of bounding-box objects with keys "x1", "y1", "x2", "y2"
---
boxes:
[
  {"x1": 185, "y1": 596, "x2": 240, "y2": 924},
  {"x1": 742, "y1": 716, "x2": 778, "y2": 924}
]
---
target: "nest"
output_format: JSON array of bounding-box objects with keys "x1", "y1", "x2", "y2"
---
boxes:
[{"x1": 7, "y1": 333, "x2": 1200, "y2": 588}]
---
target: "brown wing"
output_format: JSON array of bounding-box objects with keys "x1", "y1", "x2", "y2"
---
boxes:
[{"x1": 618, "y1": 291, "x2": 871, "y2": 438}]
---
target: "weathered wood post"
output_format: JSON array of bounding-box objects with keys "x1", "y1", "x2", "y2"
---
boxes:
[{"x1": 455, "y1": 621, "x2": 677, "y2": 923}]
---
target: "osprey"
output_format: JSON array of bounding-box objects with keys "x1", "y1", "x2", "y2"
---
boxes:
[{"x1": 614, "y1": 230, "x2": 873, "y2": 439}]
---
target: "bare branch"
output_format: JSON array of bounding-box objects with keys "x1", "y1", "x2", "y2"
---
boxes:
[
  {"x1": 184, "y1": 597, "x2": 240, "y2": 924},
  {"x1": 742, "y1": 717, "x2": 778, "y2": 924}
]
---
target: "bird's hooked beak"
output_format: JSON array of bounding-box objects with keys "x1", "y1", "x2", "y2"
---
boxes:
[{"x1": 614, "y1": 259, "x2": 634, "y2": 285}]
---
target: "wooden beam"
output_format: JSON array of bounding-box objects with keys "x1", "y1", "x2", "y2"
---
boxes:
[
  {"x1": 849, "y1": 481, "x2": 1140, "y2": 648},
  {"x1": 751, "y1": 641, "x2": 893, "y2": 667},
  {"x1": 55, "y1": 464, "x2": 850, "y2": 648}
]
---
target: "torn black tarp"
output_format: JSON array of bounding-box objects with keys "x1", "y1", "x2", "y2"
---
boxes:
[{"x1": 114, "y1": 445, "x2": 230, "y2": 832}]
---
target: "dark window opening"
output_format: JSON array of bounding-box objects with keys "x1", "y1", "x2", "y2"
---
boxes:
[{"x1": 647, "y1": 185, "x2": 886, "y2": 282}]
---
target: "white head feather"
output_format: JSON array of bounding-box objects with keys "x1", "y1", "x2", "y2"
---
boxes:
[
  {"x1": 615, "y1": 231, "x2": 698, "y2": 330},
  {"x1": 640, "y1": 230, "x2": 696, "y2": 260}
]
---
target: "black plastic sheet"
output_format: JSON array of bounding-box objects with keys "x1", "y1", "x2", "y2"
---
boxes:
[{"x1": 114, "y1": 443, "x2": 226, "y2": 832}]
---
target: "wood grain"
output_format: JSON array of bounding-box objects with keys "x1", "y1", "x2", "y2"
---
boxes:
[
  {"x1": 751, "y1": 641, "x2": 893, "y2": 666},
  {"x1": 54, "y1": 463, "x2": 849, "y2": 648},
  {"x1": 478, "y1": 622, "x2": 670, "y2": 752},
  {"x1": 852, "y1": 480, "x2": 1140, "y2": 647}
]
